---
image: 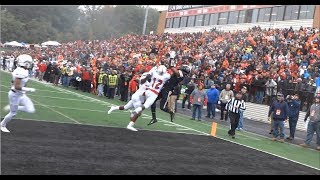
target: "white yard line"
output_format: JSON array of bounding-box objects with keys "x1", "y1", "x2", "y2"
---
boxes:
[
  {"x1": 0, "y1": 84, "x2": 67, "y2": 94},
  {"x1": 32, "y1": 99, "x2": 81, "y2": 124},
  {"x1": 176, "y1": 112, "x2": 261, "y2": 141},
  {"x1": 176, "y1": 128, "x2": 193, "y2": 131},
  {"x1": 163, "y1": 124, "x2": 178, "y2": 126},
  {"x1": 33, "y1": 104, "x2": 107, "y2": 113},
  {"x1": 0, "y1": 91, "x2": 95, "y2": 103}
]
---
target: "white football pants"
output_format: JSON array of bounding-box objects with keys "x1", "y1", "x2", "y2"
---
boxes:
[{"x1": 1, "y1": 90, "x2": 35, "y2": 127}]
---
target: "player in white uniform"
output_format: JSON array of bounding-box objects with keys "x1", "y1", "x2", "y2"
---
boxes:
[
  {"x1": 107, "y1": 67, "x2": 158, "y2": 130},
  {"x1": 8, "y1": 55, "x2": 15, "y2": 72},
  {"x1": 1, "y1": 54, "x2": 36, "y2": 133},
  {"x1": 5, "y1": 55, "x2": 10, "y2": 71},
  {"x1": 126, "y1": 65, "x2": 171, "y2": 131}
]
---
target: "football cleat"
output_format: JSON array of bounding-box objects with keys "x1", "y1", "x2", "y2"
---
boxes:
[
  {"x1": 126, "y1": 125, "x2": 138, "y2": 131},
  {"x1": 147, "y1": 118, "x2": 158, "y2": 125},
  {"x1": 1, "y1": 126, "x2": 10, "y2": 133},
  {"x1": 169, "y1": 111, "x2": 175, "y2": 122},
  {"x1": 107, "y1": 106, "x2": 118, "y2": 114}
]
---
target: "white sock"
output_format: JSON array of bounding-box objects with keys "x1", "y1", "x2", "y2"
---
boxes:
[{"x1": 128, "y1": 121, "x2": 135, "y2": 127}]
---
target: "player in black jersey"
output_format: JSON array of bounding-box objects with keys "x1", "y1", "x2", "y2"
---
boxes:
[{"x1": 148, "y1": 65, "x2": 191, "y2": 125}]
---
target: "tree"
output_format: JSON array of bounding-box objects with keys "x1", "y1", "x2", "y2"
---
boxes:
[
  {"x1": 0, "y1": 9, "x2": 25, "y2": 42},
  {"x1": 0, "y1": 5, "x2": 160, "y2": 43},
  {"x1": 23, "y1": 18, "x2": 58, "y2": 43},
  {"x1": 146, "y1": 7, "x2": 159, "y2": 34}
]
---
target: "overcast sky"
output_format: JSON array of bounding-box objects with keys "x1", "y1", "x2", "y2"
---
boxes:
[
  {"x1": 79, "y1": 5, "x2": 168, "y2": 11},
  {"x1": 147, "y1": 5, "x2": 168, "y2": 11}
]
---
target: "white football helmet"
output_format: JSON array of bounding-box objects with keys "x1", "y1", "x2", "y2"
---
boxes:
[
  {"x1": 17, "y1": 54, "x2": 33, "y2": 69},
  {"x1": 157, "y1": 65, "x2": 167, "y2": 75}
]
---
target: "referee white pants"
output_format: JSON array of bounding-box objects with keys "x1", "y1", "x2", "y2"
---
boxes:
[{"x1": 1, "y1": 90, "x2": 35, "y2": 127}]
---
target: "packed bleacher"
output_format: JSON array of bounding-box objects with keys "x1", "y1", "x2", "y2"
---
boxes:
[{"x1": 1, "y1": 26, "x2": 320, "y2": 111}]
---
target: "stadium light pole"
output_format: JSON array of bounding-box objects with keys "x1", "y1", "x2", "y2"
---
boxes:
[{"x1": 142, "y1": 5, "x2": 149, "y2": 35}]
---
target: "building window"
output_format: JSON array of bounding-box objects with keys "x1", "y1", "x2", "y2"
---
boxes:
[
  {"x1": 218, "y1": 12, "x2": 229, "y2": 25},
  {"x1": 180, "y1": 16, "x2": 188, "y2": 27},
  {"x1": 187, "y1": 15, "x2": 195, "y2": 27},
  {"x1": 244, "y1": 9, "x2": 256, "y2": 23},
  {"x1": 165, "y1": 18, "x2": 172, "y2": 28},
  {"x1": 195, "y1": 15, "x2": 204, "y2": 26},
  {"x1": 209, "y1": 13, "x2": 219, "y2": 25},
  {"x1": 284, "y1": 5, "x2": 300, "y2": 20},
  {"x1": 203, "y1": 14, "x2": 210, "y2": 26},
  {"x1": 271, "y1": 6, "x2": 285, "y2": 21},
  {"x1": 228, "y1": 11, "x2": 239, "y2": 24},
  {"x1": 258, "y1": 8, "x2": 271, "y2": 22},
  {"x1": 238, "y1": 10, "x2": 246, "y2": 23},
  {"x1": 173, "y1": 17, "x2": 180, "y2": 28},
  {"x1": 299, "y1": 5, "x2": 315, "y2": 19},
  {"x1": 251, "y1": 9, "x2": 259, "y2": 23}
]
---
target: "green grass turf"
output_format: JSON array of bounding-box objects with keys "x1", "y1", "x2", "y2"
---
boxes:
[{"x1": 1, "y1": 70, "x2": 319, "y2": 170}]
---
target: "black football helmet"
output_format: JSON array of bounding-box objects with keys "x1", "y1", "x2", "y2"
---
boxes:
[{"x1": 179, "y1": 65, "x2": 191, "y2": 76}]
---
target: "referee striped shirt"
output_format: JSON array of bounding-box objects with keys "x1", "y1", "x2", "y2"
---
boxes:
[{"x1": 225, "y1": 97, "x2": 246, "y2": 114}]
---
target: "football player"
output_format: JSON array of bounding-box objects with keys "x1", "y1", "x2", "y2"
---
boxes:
[
  {"x1": 127, "y1": 65, "x2": 171, "y2": 131},
  {"x1": 107, "y1": 66, "x2": 158, "y2": 131},
  {"x1": 148, "y1": 65, "x2": 191, "y2": 125},
  {"x1": 1, "y1": 54, "x2": 36, "y2": 133}
]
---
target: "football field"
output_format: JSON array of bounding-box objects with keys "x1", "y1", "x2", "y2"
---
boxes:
[{"x1": 1, "y1": 70, "x2": 319, "y2": 174}]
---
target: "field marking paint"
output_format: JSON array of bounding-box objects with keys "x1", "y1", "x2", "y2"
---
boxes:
[
  {"x1": 32, "y1": 104, "x2": 108, "y2": 113},
  {"x1": 32, "y1": 99, "x2": 81, "y2": 124},
  {"x1": 163, "y1": 124, "x2": 177, "y2": 126},
  {"x1": 176, "y1": 128, "x2": 192, "y2": 131},
  {"x1": 0, "y1": 91, "x2": 96, "y2": 103},
  {"x1": 175, "y1": 111, "x2": 261, "y2": 141},
  {"x1": 1, "y1": 101, "x2": 108, "y2": 114},
  {"x1": 0, "y1": 84, "x2": 67, "y2": 94},
  {"x1": 1, "y1": 70, "x2": 319, "y2": 170}
]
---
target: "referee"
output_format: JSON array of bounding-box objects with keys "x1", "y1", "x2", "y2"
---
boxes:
[{"x1": 226, "y1": 92, "x2": 246, "y2": 138}]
